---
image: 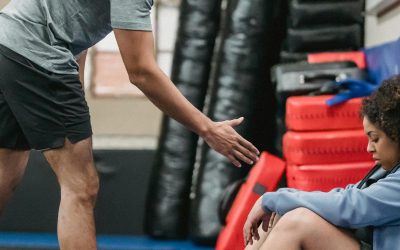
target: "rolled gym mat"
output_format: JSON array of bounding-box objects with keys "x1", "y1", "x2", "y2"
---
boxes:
[
  {"x1": 297, "y1": 0, "x2": 362, "y2": 2},
  {"x1": 145, "y1": 0, "x2": 223, "y2": 239},
  {"x1": 280, "y1": 49, "x2": 308, "y2": 63},
  {"x1": 189, "y1": 0, "x2": 281, "y2": 245},
  {"x1": 286, "y1": 24, "x2": 362, "y2": 53},
  {"x1": 288, "y1": 0, "x2": 363, "y2": 28}
]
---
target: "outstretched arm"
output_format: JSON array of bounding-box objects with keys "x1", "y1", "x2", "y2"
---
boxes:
[{"x1": 114, "y1": 29, "x2": 259, "y2": 167}]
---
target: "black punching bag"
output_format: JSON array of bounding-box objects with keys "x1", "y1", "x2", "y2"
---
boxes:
[
  {"x1": 189, "y1": 0, "x2": 279, "y2": 245},
  {"x1": 145, "y1": 0, "x2": 223, "y2": 239}
]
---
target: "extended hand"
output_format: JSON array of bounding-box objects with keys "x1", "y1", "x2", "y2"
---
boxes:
[{"x1": 203, "y1": 117, "x2": 260, "y2": 167}]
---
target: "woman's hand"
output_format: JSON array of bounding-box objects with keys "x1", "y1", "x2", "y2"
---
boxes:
[
  {"x1": 243, "y1": 196, "x2": 270, "y2": 246},
  {"x1": 202, "y1": 117, "x2": 260, "y2": 167},
  {"x1": 244, "y1": 212, "x2": 281, "y2": 250}
]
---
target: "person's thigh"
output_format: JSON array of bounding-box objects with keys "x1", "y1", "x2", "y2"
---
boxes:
[
  {"x1": 262, "y1": 208, "x2": 360, "y2": 250},
  {"x1": 0, "y1": 149, "x2": 30, "y2": 207},
  {"x1": 301, "y1": 223, "x2": 360, "y2": 250},
  {"x1": 0, "y1": 149, "x2": 30, "y2": 178},
  {"x1": 0, "y1": 149, "x2": 30, "y2": 173},
  {"x1": 42, "y1": 137, "x2": 98, "y2": 193}
]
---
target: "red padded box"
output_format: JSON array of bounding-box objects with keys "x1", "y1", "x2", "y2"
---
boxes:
[
  {"x1": 283, "y1": 130, "x2": 372, "y2": 165},
  {"x1": 216, "y1": 152, "x2": 285, "y2": 250},
  {"x1": 308, "y1": 51, "x2": 366, "y2": 69},
  {"x1": 287, "y1": 161, "x2": 374, "y2": 192},
  {"x1": 285, "y1": 95, "x2": 363, "y2": 132}
]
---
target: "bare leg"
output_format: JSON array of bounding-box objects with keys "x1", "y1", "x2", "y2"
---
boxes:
[
  {"x1": 0, "y1": 149, "x2": 30, "y2": 214},
  {"x1": 246, "y1": 213, "x2": 281, "y2": 250},
  {"x1": 245, "y1": 226, "x2": 270, "y2": 250},
  {"x1": 43, "y1": 138, "x2": 99, "y2": 250},
  {"x1": 245, "y1": 213, "x2": 281, "y2": 250},
  {"x1": 261, "y1": 208, "x2": 360, "y2": 250}
]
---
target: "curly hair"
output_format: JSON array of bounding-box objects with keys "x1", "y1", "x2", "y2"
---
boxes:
[{"x1": 361, "y1": 75, "x2": 400, "y2": 142}]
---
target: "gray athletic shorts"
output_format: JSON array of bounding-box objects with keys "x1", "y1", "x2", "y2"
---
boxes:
[{"x1": 0, "y1": 44, "x2": 92, "y2": 150}]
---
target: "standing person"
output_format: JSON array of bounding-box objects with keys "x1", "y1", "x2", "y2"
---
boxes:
[
  {"x1": 243, "y1": 76, "x2": 400, "y2": 250},
  {"x1": 0, "y1": 1, "x2": 260, "y2": 249}
]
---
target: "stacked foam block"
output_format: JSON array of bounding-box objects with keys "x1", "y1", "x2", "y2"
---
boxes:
[{"x1": 283, "y1": 95, "x2": 374, "y2": 191}]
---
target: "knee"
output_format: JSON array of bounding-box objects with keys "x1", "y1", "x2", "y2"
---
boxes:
[
  {"x1": 62, "y1": 169, "x2": 99, "y2": 206},
  {"x1": 82, "y1": 173, "x2": 100, "y2": 204},
  {"x1": 275, "y1": 208, "x2": 320, "y2": 232}
]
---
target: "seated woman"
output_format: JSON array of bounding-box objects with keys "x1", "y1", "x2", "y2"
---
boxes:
[{"x1": 243, "y1": 76, "x2": 400, "y2": 250}]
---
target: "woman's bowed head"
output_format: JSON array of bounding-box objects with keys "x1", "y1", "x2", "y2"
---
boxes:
[
  {"x1": 361, "y1": 77, "x2": 400, "y2": 170},
  {"x1": 244, "y1": 76, "x2": 400, "y2": 250}
]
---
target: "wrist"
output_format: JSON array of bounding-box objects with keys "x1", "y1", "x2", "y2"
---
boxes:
[
  {"x1": 261, "y1": 193, "x2": 272, "y2": 214},
  {"x1": 197, "y1": 117, "x2": 214, "y2": 139}
]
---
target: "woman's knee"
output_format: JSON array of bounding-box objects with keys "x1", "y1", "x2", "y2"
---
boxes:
[
  {"x1": 276, "y1": 208, "x2": 321, "y2": 232},
  {"x1": 260, "y1": 209, "x2": 318, "y2": 249}
]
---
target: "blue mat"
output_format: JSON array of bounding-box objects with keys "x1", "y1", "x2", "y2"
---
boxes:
[{"x1": 0, "y1": 232, "x2": 215, "y2": 250}]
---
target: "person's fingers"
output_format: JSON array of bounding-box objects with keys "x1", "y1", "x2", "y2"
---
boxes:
[
  {"x1": 232, "y1": 149, "x2": 254, "y2": 165},
  {"x1": 262, "y1": 220, "x2": 269, "y2": 232},
  {"x1": 239, "y1": 136, "x2": 260, "y2": 156},
  {"x1": 269, "y1": 212, "x2": 276, "y2": 227},
  {"x1": 244, "y1": 223, "x2": 252, "y2": 246},
  {"x1": 252, "y1": 223, "x2": 260, "y2": 241},
  {"x1": 227, "y1": 117, "x2": 244, "y2": 127},
  {"x1": 262, "y1": 215, "x2": 270, "y2": 232},
  {"x1": 244, "y1": 220, "x2": 258, "y2": 246},
  {"x1": 234, "y1": 144, "x2": 258, "y2": 163},
  {"x1": 228, "y1": 154, "x2": 242, "y2": 168},
  {"x1": 248, "y1": 232, "x2": 253, "y2": 245}
]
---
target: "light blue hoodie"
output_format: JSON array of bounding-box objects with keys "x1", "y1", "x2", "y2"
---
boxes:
[{"x1": 262, "y1": 164, "x2": 400, "y2": 249}]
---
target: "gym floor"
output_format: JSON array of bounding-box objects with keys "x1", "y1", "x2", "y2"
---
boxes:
[{"x1": 0, "y1": 232, "x2": 214, "y2": 250}]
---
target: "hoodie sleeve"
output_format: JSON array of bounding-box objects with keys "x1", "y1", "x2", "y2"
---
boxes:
[{"x1": 262, "y1": 171, "x2": 400, "y2": 228}]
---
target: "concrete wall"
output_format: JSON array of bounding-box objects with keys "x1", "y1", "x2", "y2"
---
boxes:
[{"x1": 364, "y1": 2, "x2": 400, "y2": 46}]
